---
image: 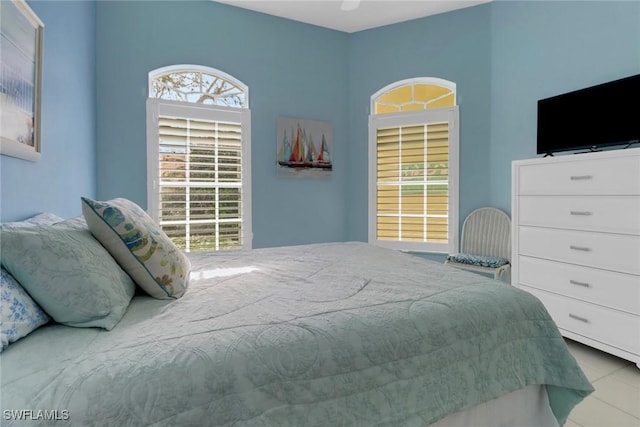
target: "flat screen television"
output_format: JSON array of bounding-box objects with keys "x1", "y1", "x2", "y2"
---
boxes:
[{"x1": 537, "y1": 73, "x2": 640, "y2": 155}]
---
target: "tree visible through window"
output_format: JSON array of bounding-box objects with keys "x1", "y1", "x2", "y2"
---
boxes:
[
  {"x1": 147, "y1": 66, "x2": 251, "y2": 252},
  {"x1": 151, "y1": 70, "x2": 245, "y2": 107}
]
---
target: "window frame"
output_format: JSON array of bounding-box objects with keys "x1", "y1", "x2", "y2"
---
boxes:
[
  {"x1": 146, "y1": 97, "x2": 252, "y2": 250},
  {"x1": 368, "y1": 104, "x2": 459, "y2": 254}
]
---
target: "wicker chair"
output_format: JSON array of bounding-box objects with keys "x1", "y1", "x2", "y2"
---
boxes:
[{"x1": 445, "y1": 207, "x2": 511, "y2": 280}]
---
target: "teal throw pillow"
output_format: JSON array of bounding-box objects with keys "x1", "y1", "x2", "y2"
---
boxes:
[{"x1": 0, "y1": 219, "x2": 136, "y2": 330}]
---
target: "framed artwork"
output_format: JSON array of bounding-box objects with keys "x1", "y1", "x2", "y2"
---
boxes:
[
  {"x1": 0, "y1": 0, "x2": 44, "y2": 162},
  {"x1": 277, "y1": 117, "x2": 333, "y2": 178}
]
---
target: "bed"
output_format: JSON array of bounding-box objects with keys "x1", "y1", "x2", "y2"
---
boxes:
[{"x1": 0, "y1": 201, "x2": 593, "y2": 426}]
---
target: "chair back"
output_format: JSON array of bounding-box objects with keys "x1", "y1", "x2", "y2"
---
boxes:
[{"x1": 460, "y1": 207, "x2": 511, "y2": 261}]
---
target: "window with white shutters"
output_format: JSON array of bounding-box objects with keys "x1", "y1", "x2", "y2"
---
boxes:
[
  {"x1": 369, "y1": 78, "x2": 458, "y2": 253},
  {"x1": 147, "y1": 66, "x2": 251, "y2": 252}
]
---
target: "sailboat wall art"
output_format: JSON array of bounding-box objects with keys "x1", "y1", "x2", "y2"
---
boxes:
[{"x1": 277, "y1": 117, "x2": 333, "y2": 178}]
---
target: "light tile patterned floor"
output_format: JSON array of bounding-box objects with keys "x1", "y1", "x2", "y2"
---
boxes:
[{"x1": 565, "y1": 339, "x2": 640, "y2": 427}]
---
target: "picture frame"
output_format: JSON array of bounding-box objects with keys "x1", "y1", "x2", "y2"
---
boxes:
[
  {"x1": 277, "y1": 117, "x2": 333, "y2": 178},
  {"x1": 0, "y1": 0, "x2": 44, "y2": 162}
]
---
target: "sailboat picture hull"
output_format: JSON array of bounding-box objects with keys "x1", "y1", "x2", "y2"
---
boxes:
[{"x1": 278, "y1": 161, "x2": 332, "y2": 170}]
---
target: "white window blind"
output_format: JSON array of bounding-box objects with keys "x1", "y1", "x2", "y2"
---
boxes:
[
  {"x1": 369, "y1": 107, "x2": 458, "y2": 253},
  {"x1": 147, "y1": 99, "x2": 251, "y2": 252},
  {"x1": 376, "y1": 122, "x2": 449, "y2": 243},
  {"x1": 157, "y1": 116, "x2": 243, "y2": 251}
]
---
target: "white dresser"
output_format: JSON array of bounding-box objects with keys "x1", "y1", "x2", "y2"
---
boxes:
[{"x1": 512, "y1": 148, "x2": 640, "y2": 367}]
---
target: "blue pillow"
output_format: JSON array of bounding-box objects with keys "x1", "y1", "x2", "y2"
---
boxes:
[
  {"x1": 446, "y1": 253, "x2": 509, "y2": 268},
  {"x1": 0, "y1": 268, "x2": 50, "y2": 352}
]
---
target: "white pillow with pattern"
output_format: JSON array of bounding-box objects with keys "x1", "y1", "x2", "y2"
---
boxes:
[{"x1": 81, "y1": 197, "x2": 190, "y2": 299}]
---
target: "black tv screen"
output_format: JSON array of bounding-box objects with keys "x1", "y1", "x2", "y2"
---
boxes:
[{"x1": 537, "y1": 73, "x2": 640, "y2": 155}]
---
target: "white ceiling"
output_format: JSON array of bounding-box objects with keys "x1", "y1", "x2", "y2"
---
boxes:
[{"x1": 214, "y1": 0, "x2": 492, "y2": 33}]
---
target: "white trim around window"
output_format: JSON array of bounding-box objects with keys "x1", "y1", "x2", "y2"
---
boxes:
[
  {"x1": 146, "y1": 98, "x2": 252, "y2": 250},
  {"x1": 368, "y1": 107, "x2": 459, "y2": 254}
]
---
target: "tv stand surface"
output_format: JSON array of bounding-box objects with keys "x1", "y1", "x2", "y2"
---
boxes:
[
  {"x1": 542, "y1": 141, "x2": 639, "y2": 157},
  {"x1": 575, "y1": 146, "x2": 602, "y2": 154}
]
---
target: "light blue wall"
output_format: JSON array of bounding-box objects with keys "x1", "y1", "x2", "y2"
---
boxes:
[
  {"x1": 0, "y1": 0, "x2": 96, "y2": 222},
  {"x1": 347, "y1": 0, "x2": 640, "y2": 249},
  {"x1": 347, "y1": 4, "x2": 493, "y2": 247},
  {"x1": 489, "y1": 0, "x2": 640, "y2": 214},
  {"x1": 3, "y1": 1, "x2": 638, "y2": 249},
  {"x1": 95, "y1": 1, "x2": 349, "y2": 248}
]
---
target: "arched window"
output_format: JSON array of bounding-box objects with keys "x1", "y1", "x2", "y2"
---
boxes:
[
  {"x1": 147, "y1": 65, "x2": 251, "y2": 252},
  {"x1": 368, "y1": 78, "x2": 459, "y2": 254},
  {"x1": 149, "y1": 65, "x2": 248, "y2": 108},
  {"x1": 372, "y1": 78, "x2": 455, "y2": 114}
]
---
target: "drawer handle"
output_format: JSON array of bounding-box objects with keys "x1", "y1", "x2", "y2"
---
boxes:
[
  {"x1": 569, "y1": 245, "x2": 591, "y2": 252},
  {"x1": 570, "y1": 175, "x2": 593, "y2": 180},
  {"x1": 570, "y1": 211, "x2": 592, "y2": 216},
  {"x1": 569, "y1": 279, "x2": 590, "y2": 288},
  {"x1": 569, "y1": 313, "x2": 590, "y2": 323}
]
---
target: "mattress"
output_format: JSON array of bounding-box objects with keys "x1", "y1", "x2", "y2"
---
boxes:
[{"x1": 1, "y1": 242, "x2": 592, "y2": 426}]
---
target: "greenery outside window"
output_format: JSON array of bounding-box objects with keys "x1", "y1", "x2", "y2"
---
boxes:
[{"x1": 147, "y1": 66, "x2": 251, "y2": 252}]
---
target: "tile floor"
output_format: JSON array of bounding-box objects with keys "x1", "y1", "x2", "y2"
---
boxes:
[{"x1": 564, "y1": 339, "x2": 640, "y2": 427}]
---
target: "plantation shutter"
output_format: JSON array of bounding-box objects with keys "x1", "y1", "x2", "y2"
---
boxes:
[
  {"x1": 157, "y1": 115, "x2": 243, "y2": 251},
  {"x1": 369, "y1": 106, "x2": 458, "y2": 253},
  {"x1": 376, "y1": 122, "x2": 450, "y2": 243}
]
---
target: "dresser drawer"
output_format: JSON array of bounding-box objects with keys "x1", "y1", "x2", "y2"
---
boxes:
[
  {"x1": 518, "y1": 226, "x2": 640, "y2": 275},
  {"x1": 517, "y1": 256, "x2": 640, "y2": 314},
  {"x1": 523, "y1": 287, "x2": 640, "y2": 356},
  {"x1": 518, "y1": 195, "x2": 640, "y2": 235},
  {"x1": 518, "y1": 155, "x2": 640, "y2": 196}
]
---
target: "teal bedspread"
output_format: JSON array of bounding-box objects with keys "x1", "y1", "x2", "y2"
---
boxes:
[{"x1": 1, "y1": 242, "x2": 592, "y2": 426}]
